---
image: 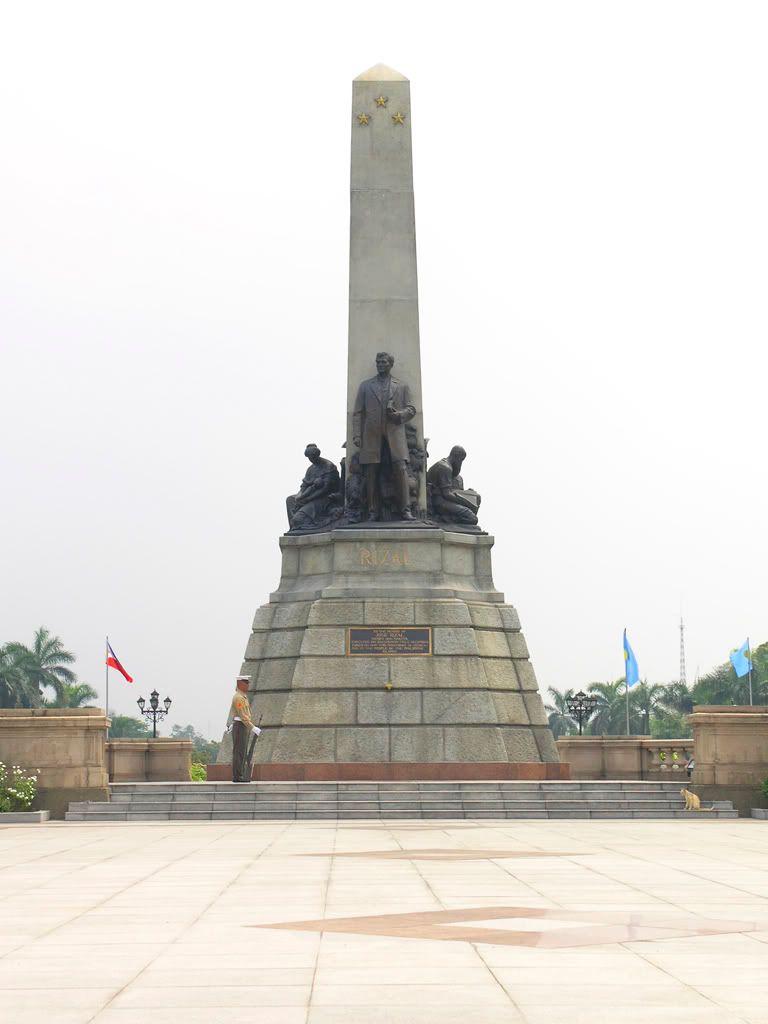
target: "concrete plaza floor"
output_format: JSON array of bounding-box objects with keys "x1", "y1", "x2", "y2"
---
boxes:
[{"x1": 1, "y1": 819, "x2": 767, "y2": 1024}]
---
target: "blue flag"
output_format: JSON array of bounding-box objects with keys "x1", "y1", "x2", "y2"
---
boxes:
[
  {"x1": 729, "y1": 639, "x2": 752, "y2": 678},
  {"x1": 623, "y1": 629, "x2": 639, "y2": 687}
]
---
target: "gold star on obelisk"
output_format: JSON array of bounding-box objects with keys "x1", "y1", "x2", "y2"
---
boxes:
[
  {"x1": 391, "y1": 111, "x2": 406, "y2": 125},
  {"x1": 357, "y1": 113, "x2": 370, "y2": 126},
  {"x1": 375, "y1": 95, "x2": 388, "y2": 107}
]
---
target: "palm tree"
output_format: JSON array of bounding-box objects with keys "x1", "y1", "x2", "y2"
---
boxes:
[
  {"x1": 587, "y1": 680, "x2": 631, "y2": 734},
  {"x1": 5, "y1": 627, "x2": 76, "y2": 704},
  {"x1": 658, "y1": 681, "x2": 694, "y2": 716},
  {"x1": 46, "y1": 682, "x2": 98, "y2": 709},
  {"x1": 0, "y1": 645, "x2": 42, "y2": 708},
  {"x1": 648, "y1": 680, "x2": 693, "y2": 737},
  {"x1": 750, "y1": 641, "x2": 768, "y2": 703},
  {"x1": 693, "y1": 647, "x2": 768, "y2": 706},
  {"x1": 630, "y1": 681, "x2": 668, "y2": 735},
  {"x1": 544, "y1": 687, "x2": 577, "y2": 738}
]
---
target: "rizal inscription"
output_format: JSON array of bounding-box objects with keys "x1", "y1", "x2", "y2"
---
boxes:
[{"x1": 347, "y1": 626, "x2": 432, "y2": 656}]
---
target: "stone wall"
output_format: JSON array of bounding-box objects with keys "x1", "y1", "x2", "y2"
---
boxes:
[
  {"x1": 0, "y1": 708, "x2": 109, "y2": 819},
  {"x1": 0, "y1": 711, "x2": 195, "y2": 817},
  {"x1": 690, "y1": 705, "x2": 768, "y2": 816},
  {"x1": 107, "y1": 739, "x2": 193, "y2": 782}
]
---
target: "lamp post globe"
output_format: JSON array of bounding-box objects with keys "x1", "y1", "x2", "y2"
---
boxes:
[
  {"x1": 565, "y1": 690, "x2": 598, "y2": 736},
  {"x1": 135, "y1": 689, "x2": 173, "y2": 739}
]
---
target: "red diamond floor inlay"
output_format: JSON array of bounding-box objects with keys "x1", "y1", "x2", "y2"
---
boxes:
[
  {"x1": 302, "y1": 848, "x2": 583, "y2": 861},
  {"x1": 257, "y1": 906, "x2": 758, "y2": 949}
]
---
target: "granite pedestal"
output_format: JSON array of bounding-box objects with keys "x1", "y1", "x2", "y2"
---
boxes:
[{"x1": 217, "y1": 529, "x2": 562, "y2": 780}]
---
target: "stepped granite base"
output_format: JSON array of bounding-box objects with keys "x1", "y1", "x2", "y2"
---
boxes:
[
  {"x1": 216, "y1": 528, "x2": 561, "y2": 778},
  {"x1": 206, "y1": 761, "x2": 569, "y2": 781}
]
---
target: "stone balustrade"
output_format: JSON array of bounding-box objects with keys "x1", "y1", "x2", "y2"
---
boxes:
[
  {"x1": 557, "y1": 736, "x2": 693, "y2": 781},
  {"x1": 643, "y1": 740, "x2": 694, "y2": 777}
]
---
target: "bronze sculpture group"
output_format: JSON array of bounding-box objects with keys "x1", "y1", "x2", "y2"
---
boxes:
[{"x1": 285, "y1": 352, "x2": 481, "y2": 533}]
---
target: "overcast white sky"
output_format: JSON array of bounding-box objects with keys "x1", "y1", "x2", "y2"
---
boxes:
[{"x1": 2, "y1": 1, "x2": 766, "y2": 737}]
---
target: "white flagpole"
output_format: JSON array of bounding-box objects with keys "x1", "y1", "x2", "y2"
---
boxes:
[
  {"x1": 748, "y1": 636, "x2": 753, "y2": 706},
  {"x1": 105, "y1": 635, "x2": 110, "y2": 737},
  {"x1": 624, "y1": 628, "x2": 631, "y2": 735}
]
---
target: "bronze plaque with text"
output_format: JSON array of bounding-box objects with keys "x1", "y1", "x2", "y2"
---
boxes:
[{"x1": 346, "y1": 627, "x2": 432, "y2": 657}]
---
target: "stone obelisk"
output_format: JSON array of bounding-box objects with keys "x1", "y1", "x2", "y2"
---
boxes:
[
  {"x1": 215, "y1": 66, "x2": 561, "y2": 781},
  {"x1": 346, "y1": 64, "x2": 426, "y2": 514}
]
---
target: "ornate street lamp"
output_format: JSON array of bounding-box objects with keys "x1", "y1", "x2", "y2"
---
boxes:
[
  {"x1": 137, "y1": 689, "x2": 172, "y2": 739},
  {"x1": 565, "y1": 690, "x2": 599, "y2": 736}
]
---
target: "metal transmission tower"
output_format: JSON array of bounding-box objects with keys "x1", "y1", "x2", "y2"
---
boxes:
[{"x1": 679, "y1": 617, "x2": 687, "y2": 687}]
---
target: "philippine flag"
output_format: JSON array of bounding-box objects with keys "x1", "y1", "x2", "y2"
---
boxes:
[{"x1": 106, "y1": 642, "x2": 134, "y2": 683}]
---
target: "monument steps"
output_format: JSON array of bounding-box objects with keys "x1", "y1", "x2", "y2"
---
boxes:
[{"x1": 65, "y1": 781, "x2": 738, "y2": 821}]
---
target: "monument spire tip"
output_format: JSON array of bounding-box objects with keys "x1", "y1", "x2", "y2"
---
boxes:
[{"x1": 354, "y1": 63, "x2": 408, "y2": 82}]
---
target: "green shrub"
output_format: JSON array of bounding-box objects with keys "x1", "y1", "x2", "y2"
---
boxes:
[
  {"x1": 762, "y1": 777, "x2": 768, "y2": 801},
  {"x1": 190, "y1": 762, "x2": 207, "y2": 783},
  {"x1": 0, "y1": 761, "x2": 39, "y2": 812}
]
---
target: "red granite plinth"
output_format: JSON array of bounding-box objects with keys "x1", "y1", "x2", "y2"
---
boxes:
[{"x1": 206, "y1": 762, "x2": 570, "y2": 782}]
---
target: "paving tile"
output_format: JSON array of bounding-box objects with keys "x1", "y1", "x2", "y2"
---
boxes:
[
  {"x1": 0, "y1": 988, "x2": 116, "y2": 1010},
  {"x1": 134, "y1": 967, "x2": 314, "y2": 987},
  {"x1": 310, "y1": 983, "x2": 512, "y2": 1006},
  {"x1": 0, "y1": 819, "x2": 766, "y2": 1024},
  {"x1": 518, "y1": 1010, "x2": 746, "y2": 1024},
  {"x1": 111, "y1": 985, "x2": 311, "y2": 1008},
  {"x1": 308, "y1": 1009, "x2": 525, "y2": 1024},
  {"x1": 93, "y1": 1011, "x2": 307, "y2": 1024}
]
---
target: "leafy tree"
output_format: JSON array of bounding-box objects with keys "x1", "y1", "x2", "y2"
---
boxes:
[
  {"x1": 0, "y1": 645, "x2": 42, "y2": 708},
  {"x1": 108, "y1": 714, "x2": 151, "y2": 738},
  {"x1": 171, "y1": 723, "x2": 205, "y2": 743},
  {"x1": 543, "y1": 687, "x2": 577, "y2": 738},
  {"x1": 650, "y1": 712, "x2": 690, "y2": 739},
  {"x1": 5, "y1": 627, "x2": 76, "y2": 704},
  {"x1": 193, "y1": 739, "x2": 221, "y2": 765},
  {"x1": 47, "y1": 682, "x2": 99, "y2": 708},
  {"x1": 171, "y1": 723, "x2": 220, "y2": 764}
]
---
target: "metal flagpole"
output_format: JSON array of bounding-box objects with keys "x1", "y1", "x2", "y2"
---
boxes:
[
  {"x1": 624, "y1": 626, "x2": 630, "y2": 735},
  {"x1": 748, "y1": 636, "x2": 753, "y2": 706},
  {"x1": 105, "y1": 635, "x2": 110, "y2": 737}
]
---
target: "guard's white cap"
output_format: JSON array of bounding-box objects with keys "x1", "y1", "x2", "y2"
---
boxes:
[{"x1": 236, "y1": 675, "x2": 252, "y2": 682}]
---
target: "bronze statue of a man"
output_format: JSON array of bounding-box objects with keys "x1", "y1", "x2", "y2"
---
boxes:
[
  {"x1": 427, "y1": 445, "x2": 481, "y2": 526},
  {"x1": 352, "y1": 352, "x2": 416, "y2": 521},
  {"x1": 286, "y1": 444, "x2": 341, "y2": 531}
]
